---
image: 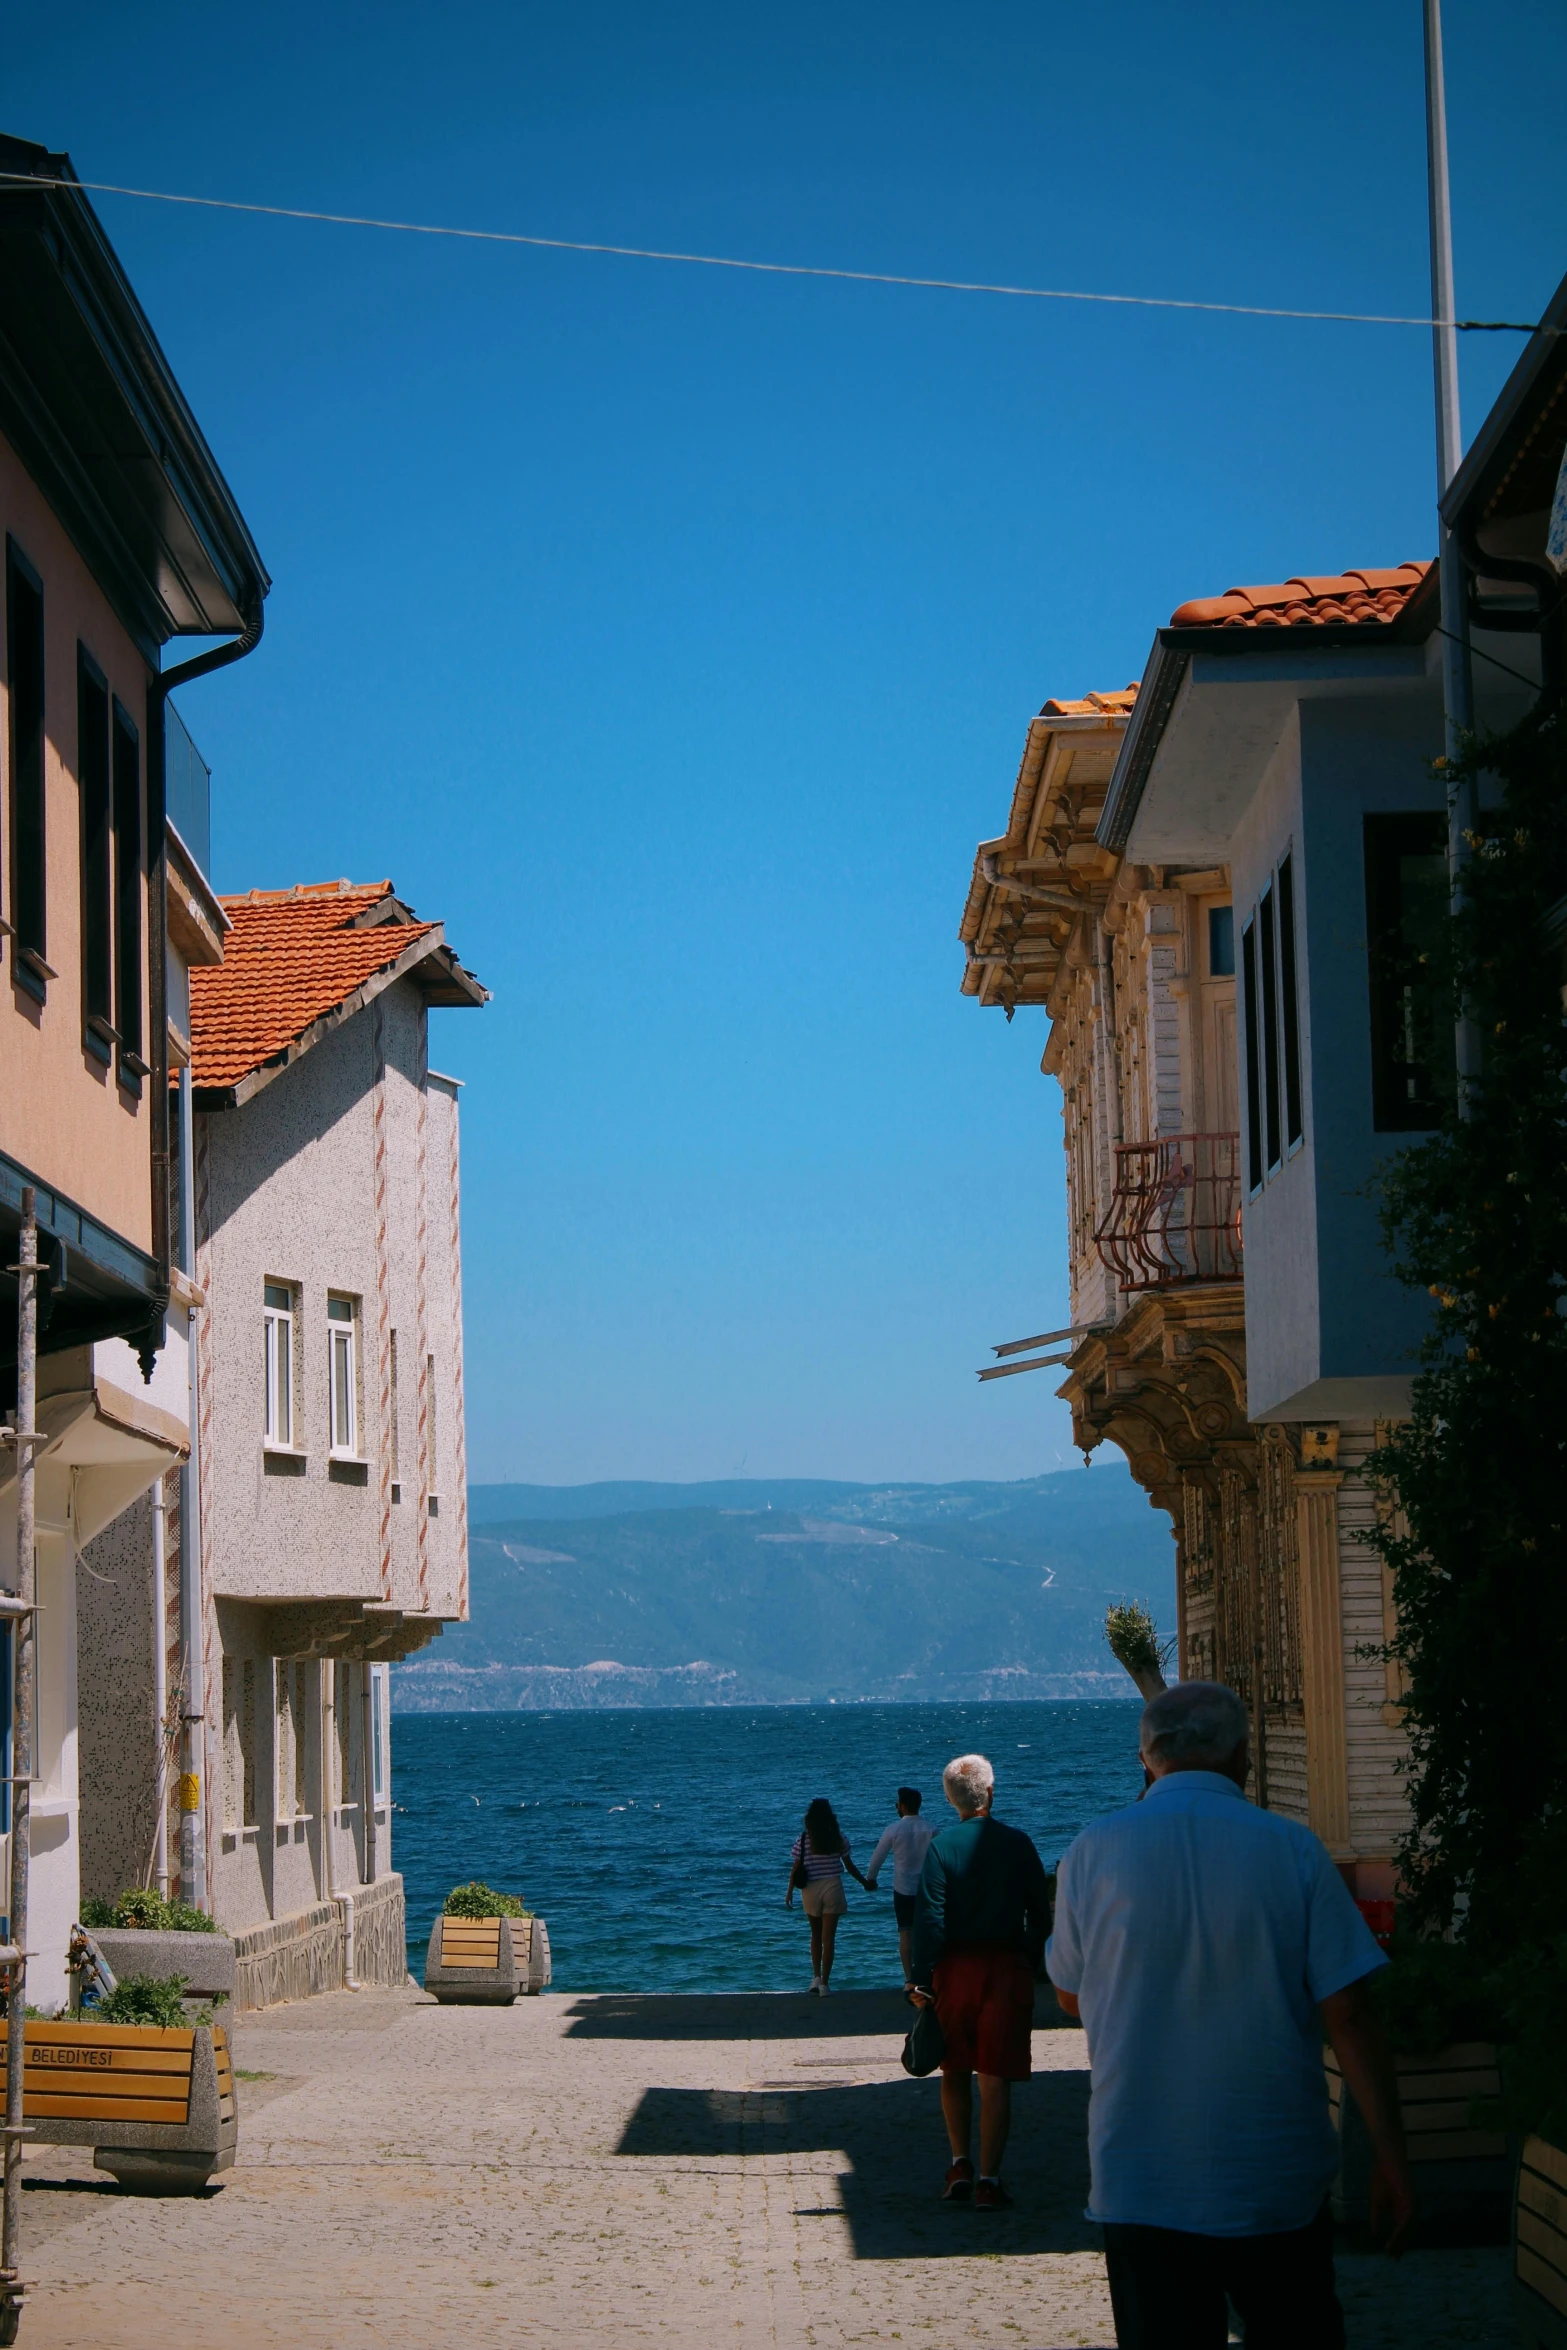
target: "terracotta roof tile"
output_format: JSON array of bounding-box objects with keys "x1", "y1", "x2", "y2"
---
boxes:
[
  {"x1": 1038, "y1": 685, "x2": 1140, "y2": 717},
  {"x1": 1169, "y1": 561, "x2": 1431, "y2": 630},
  {"x1": 190, "y1": 879, "x2": 440, "y2": 1091}
]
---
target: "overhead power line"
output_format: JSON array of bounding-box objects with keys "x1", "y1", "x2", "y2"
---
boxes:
[{"x1": 0, "y1": 170, "x2": 1551, "y2": 335}]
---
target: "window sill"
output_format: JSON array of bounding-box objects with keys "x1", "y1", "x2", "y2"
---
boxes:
[
  {"x1": 327, "y1": 1449, "x2": 364, "y2": 1466},
  {"x1": 328, "y1": 1454, "x2": 369, "y2": 1487},
  {"x1": 263, "y1": 1443, "x2": 307, "y2": 1478}
]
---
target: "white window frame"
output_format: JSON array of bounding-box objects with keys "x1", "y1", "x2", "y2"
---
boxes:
[
  {"x1": 327, "y1": 1295, "x2": 359, "y2": 1460},
  {"x1": 263, "y1": 1283, "x2": 295, "y2": 1450}
]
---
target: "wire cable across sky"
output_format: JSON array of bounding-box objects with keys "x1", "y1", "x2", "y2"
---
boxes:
[{"x1": 0, "y1": 170, "x2": 1550, "y2": 335}]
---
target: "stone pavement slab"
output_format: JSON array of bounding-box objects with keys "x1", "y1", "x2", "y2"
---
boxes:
[{"x1": 17, "y1": 1986, "x2": 1508, "y2": 2348}]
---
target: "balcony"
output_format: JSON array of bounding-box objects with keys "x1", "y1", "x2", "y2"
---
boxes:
[
  {"x1": 165, "y1": 697, "x2": 211, "y2": 883},
  {"x1": 1093, "y1": 1132, "x2": 1242, "y2": 1291}
]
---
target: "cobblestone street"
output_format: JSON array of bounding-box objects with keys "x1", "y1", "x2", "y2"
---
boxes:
[{"x1": 21, "y1": 1987, "x2": 1510, "y2": 2349}]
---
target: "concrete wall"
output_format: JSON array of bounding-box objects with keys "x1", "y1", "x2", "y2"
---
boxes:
[{"x1": 0, "y1": 435, "x2": 154, "y2": 1251}]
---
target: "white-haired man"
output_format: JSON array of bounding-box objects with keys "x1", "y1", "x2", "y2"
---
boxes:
[
  {"x1": 1047, "y1": 1681, "x2": 1413, "y2": 2349},
  {"x1": 909, "y1": 1753, "x2": 1051, "y2": 2211}
]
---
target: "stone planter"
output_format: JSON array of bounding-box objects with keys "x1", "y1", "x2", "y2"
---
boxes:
[
  {"x1": 424, "y1": 1914, "x2": 549, "y2": 2003},
  {"x1": 0, "y1": 2019, "x2": 237, "y2": 2193},
  {"x1": 1516, "y1": 2135, "x2": 1567, "y2": 2347},
  {"x1": 90, "y1": 1927, "x2": 236, "y2": 2003},
  {"x1": 1326, "y1": 2039, "x2": 1511, "y2": 2242}
]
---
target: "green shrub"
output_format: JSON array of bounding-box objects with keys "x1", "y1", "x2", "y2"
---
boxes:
[
  {"x1": 84, "y1": 1974, "x2": 205, "y2": 2029},
  {"x1": 443, "y1": 1881, "x2": 528, "y2": 1919},
  {"x1": 1365, "y1": 1937, "x2": 1502, "y2": 2057},
  {"x1": 78, "y1": 1890, "x2": 216, "y2": 1934}
]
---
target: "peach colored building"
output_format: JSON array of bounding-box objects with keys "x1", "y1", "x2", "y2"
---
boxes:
[{"x1": 0, "y1": 133, "x2": 268, "y2": 2003}]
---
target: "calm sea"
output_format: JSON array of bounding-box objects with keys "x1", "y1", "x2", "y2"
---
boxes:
[{"x1": 392, "y1": 1700, "x2": 1142, "y2": 1992}]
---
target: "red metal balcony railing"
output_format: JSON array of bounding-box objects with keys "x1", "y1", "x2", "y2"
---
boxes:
[{"x1": 1093, "y1": 1132, "x2": 1243, "y2": 1291}]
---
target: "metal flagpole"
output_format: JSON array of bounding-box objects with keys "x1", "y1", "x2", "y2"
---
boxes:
[
  {"x1": 1, "y1": 1191, "x2": 41, "y2": 2341},
  {"x1": 1423, "y1": 0, "x2": 1482, "y2": 1105}
]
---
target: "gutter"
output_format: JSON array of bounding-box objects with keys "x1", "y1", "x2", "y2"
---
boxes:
[
  {"x1": 1096, "y1": 637, "x2": 1190, "y2": 856},
  {"x1": 148, "y1": 598, "x2": 266, "y2": 1917}
]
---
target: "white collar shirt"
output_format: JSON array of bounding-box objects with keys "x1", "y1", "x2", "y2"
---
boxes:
[
  {"x1": 866, "y1": 1814, "x2": 937, "y2": 1895},
  {"x1": 1045, "y1": 1770, "x2": 1386, "y2": 2237}
]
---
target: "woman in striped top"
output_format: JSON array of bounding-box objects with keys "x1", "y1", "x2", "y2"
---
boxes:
[{"x1": 785, "y1": 1797, "x2": 869, "y2": 1994}]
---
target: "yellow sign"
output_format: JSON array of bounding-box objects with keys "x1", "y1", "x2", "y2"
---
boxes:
[{"x1": 178, "y1": 1773, "x2": 200, "y2": 1813}]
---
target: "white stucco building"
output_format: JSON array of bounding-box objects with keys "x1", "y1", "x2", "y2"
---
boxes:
[{"x1": 79, "y1": 878, "x2": 486, "y2": 2003}]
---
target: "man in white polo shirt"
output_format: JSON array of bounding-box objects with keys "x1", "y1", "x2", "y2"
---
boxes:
[{"x1": 1047, "y1": 1681, "x2": 1413, "y2": 2348}]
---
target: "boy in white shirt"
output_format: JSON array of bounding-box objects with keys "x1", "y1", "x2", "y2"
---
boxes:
[{"x1": 864, "y1": 1786, "x2": 937, "y2": 1986}]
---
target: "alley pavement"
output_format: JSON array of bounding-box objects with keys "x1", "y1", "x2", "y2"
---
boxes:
[{"x1": 23, "y1": 1984, "x2": 1508, "y2": 2348}]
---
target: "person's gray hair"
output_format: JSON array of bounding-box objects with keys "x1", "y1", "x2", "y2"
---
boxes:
[
  {"x1": 1139, "y1": 1680, "x2": 1249, "y2": 1767},
  {"x1": 943, "y1": 1753, "x2": 995, "y2": 1812}
]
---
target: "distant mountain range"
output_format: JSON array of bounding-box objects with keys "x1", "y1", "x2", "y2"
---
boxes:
[{"x1": 394, "y1": 1463, "x2": 1174, "y2": 1712}]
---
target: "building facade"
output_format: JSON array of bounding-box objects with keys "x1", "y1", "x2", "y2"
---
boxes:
[
  {"x1": 960, "y1": 551, "x2": 1535, "y2": 1897},
  {"x1": 80, "y1": 880, "x2": 484, "y2": 2002},
  {"x1": 0, "y1": 135, "x2": 267, "y2": 2006}
]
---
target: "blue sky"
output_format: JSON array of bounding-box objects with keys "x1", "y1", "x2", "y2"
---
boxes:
[{"x1": 12, "y1": 4, "x2": 1567, "y2": 1483}]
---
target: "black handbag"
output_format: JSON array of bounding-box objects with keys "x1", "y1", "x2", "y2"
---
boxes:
[{"x1": 901, "y1": 1999, "x2": 945, "y2": 2077}]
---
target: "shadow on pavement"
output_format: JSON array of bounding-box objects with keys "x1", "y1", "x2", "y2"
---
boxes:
[
  {"x1": 562, "y1": 1987, "x2": 1082, "y2": 2042},
  {"x1": 614, "y1": 2072, "x2": 1097, "y2": 2259}
]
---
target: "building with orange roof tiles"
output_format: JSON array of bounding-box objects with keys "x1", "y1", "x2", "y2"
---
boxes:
[
  {"x1": 960, "y1": 526, "x2": 1542, "y2": 1911},
  {"x1": 78, "y1": 875, "x2": 487, "y2": 2002}
]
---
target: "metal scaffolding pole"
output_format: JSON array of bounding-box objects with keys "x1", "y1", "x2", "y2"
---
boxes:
[
  {"x1": 1, "y1": 1191, "x2": 41, "y2": 2340},
  {"x1": 1423, "y1": 0, "x2": 1483, "y2": 1105}
]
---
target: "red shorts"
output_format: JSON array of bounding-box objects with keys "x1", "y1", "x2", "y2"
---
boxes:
[{"x1": 932, "y1": 1944, "x2": 1035, "y2": 2081}]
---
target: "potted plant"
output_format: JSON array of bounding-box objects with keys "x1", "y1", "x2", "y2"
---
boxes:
[
  {"x1": 1326, "y1": 1937, "x2": 1510, "y2": 2245},
  {"x1": 3, "y1": 1970, "x2": 237, "y2": 2193},
  {"x1": 423, "y1": 1882, "x2": 549, "y2": 2003},
  {"x1": 78, "y1": 1888, "x2": 236, "y2": 2008}
]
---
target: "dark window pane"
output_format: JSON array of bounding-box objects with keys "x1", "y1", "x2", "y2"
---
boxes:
[
  {"x1": 112, "y1": 698, "x2": 143, "y2": 1070},
  {"x1": 77, "y1": 648, "x2": 113, "y2": 1041},
  {"x1": 1208, "y1": 903, "x2": 1235, "y2": 977},
  {"x1": 1259, "y1": 883, "x2": 1281, "y2": 1172},
  {"x1": 6, "y1": 540, "x2": 46, "y2": 968},
  {"x1": 1241, "y1": 917, "x2": 1263, "y2": 1193},
  {"x1": 1364, "y1": 813, "x2": 1455, "y2": 1130},
  {"x1": 1277, "y1": 855, "x2": 1303, "y2": 1148}
]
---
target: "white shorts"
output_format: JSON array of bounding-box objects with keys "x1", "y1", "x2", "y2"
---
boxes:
[{"x1": 802, "y1": 1878, "x2": 847, "y2": 1919}]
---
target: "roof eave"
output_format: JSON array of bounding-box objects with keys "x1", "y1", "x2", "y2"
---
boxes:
[{"x1": 194, "y1": 928, "x2": 487, "y2": 1111}]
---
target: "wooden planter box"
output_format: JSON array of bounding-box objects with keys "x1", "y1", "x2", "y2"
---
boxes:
[
  {"x1": 1326, "y1": 2039, "x2": 1511, "y2": 2242},
  {"x1": 423, "y1": 1914, "x2": 549, "y2": 2003},
  {"x1": 0, "y1": 2020, "x2": 237, "y2": 2193},
  {"x1": 1516, "y1": 2135, "x2": 1567, "y2": 2347}
]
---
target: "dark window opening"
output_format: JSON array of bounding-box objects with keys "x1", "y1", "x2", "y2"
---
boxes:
[
  {"x1": 6, "y1": 540, "x2": 47, "y2": 989},
  {"x1": 1207, "y1": 903, "x2": 1235, "y2": 977},
  {"x1": 1277, "y1": 854, "x2": 1304, "y2": 1149},
  {"x1": 1259, "y1": 883, "x2": 1281, "y2": 1172},
  {"x1": 1364, "y1": 813, "x2": 1455, "y2": 1131},
  {"x1": 1241, "y1": 916, "x2": 1263, "y2": 1194},
  {"x1": 112, "y1": 698, "x2": 144, "y2": 1083},
  {"x1": 77, "y1": 647, "x2": 113, "y2": 1057}
]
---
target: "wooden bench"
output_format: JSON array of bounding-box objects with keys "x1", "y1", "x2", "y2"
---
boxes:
[{"x1": 0, "y1": 2021, "x2": 238, "y2": 2192}]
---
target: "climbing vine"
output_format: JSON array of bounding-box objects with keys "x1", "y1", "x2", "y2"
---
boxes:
[{"x1": 1367, "y1": 703, "x2": 1567, "y2": 1955}]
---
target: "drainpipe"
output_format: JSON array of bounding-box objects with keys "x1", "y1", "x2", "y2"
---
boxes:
[
  {"x1": 321, "y1": 1662, "x2": 358, "y2": 1988},
  {"x1": 978, "y1": 853, "x2": 1085, "y2": 914},
  {"x1": 150, "y1": 1479, "x2": 169, "y2": 1898},
  {"x1": 151, "y1": 600, "x2": 265, "y2": 1916},
  {"x1": 360, "y1": 1659, "x2": 378, "y2": 1888}
]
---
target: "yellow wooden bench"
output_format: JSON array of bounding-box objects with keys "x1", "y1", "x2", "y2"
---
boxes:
[
  {"x1": 0, "y1": 2021, "x2": 237, "y2": 2191},
  {"x1": 1517, "y1": 2136, "x2": 1567, "y2": 2348},
  {"x1": 1327, "y1": 2039, "x2": 1509, "y2": 2239}
]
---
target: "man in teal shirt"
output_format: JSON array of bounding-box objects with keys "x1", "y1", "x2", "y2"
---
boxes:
[{"x1": 910, "y1": 1752, "x2": 1051, "y2": 2210}]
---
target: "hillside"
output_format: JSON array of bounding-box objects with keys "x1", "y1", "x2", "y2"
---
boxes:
[{"x1": 395, "y1": 1462, "x2": 1174, "y2": 1711}]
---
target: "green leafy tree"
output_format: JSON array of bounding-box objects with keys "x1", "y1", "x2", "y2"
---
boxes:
[{"x1": 1368, "y1": 705, "x2": 1567, "y2": 1957}]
